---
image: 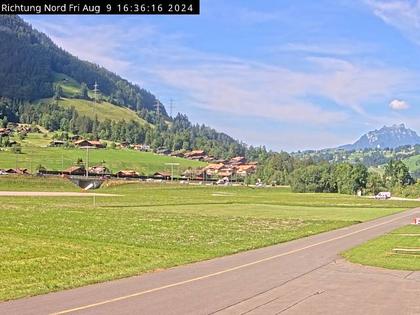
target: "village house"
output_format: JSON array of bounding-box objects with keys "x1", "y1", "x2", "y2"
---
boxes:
[
  {"x1": 203, "y1": 156, "x2": 217, "y2": 163},
  {"x1": 89, "y1": 166, "x2": 110, "y2": 175},
  {"x1": 74, "y1": 139, "x2": 106, "y2": 149},
  {"x1": 203, "y1": 163, "x2": 225, "y2": 176},
  {"x1": 236, "y1": 164, "x2": 257, "y2": 177},
  {"x1": 217, "y1": 169, "x2": 234, "y2": 178},
  {"x1": 212, "y1": 159, "x2": 227, "y2": 164},
  {"x1": 3, "y1": 168, "x2": 30, "y2": 175},
  {"x1": 118, "y1": 141, "x2": 130, "y2": 149},
  {"x1": 170, "y1": 150, "x2": 186, "y2": 158},
  {"x1": 116, "y1": 170, "x2": 139, "y2": 178},
  {"x1": 74, "y1": 139, "x2": 91, "y2": 147},
  {"x1": 16, "y1": 125, "x2": 31, "y2": 133},
  {"x1": 153, "y1": 172, "x2": 172, "y2": 180},
  {"x1": 49, "y1": 140, "x2": 66, "y2": 147},
  {"x1": 132, "y1": 144, "x2": 151, "y2": 152},
  {"x1": 229, "y1": 156, "x2": 247, "y2": 165},
  {"x1": 184, "y1": 150, "x2": 206, "y2": 160},
  {"x1": 182, "y1": 168, "x2": 206, "y2": 180},
  {"x1": 63, "y1": 166, "x2": 85, "y2": 176},
  {"x1": 0, "y1": 128, "x2": 12, "y2": 137},
  {"x1": 70, "y1": 135, "x2": 81, "y2": 141},
  {"x1": 156, "y1": 148, "x2": 172, "y2": 155}
]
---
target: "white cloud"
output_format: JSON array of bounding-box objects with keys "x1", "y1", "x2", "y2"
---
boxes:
[
  {"x1": 366, "y1": 0, "x2": 420, "y2": 45},
  {"x1": 389, "y1": 99, "x2": 410, "y2": 110}
]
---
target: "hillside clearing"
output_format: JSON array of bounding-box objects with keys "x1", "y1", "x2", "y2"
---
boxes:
[{"x1": 57, "y1": 98, "x2": 149, "y2": 125}]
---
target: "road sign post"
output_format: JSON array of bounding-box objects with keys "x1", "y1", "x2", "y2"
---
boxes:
[{"x1": 165, "y1": 163, "x2": 180, "y2": 182}]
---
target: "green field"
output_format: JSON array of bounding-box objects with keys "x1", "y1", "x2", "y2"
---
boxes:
[
  {"x1": 0, "y1": 133, "x2": 205, "y2": 175},
  {"x1": 53, "y1": 73, "x2": 82, "y2": 97},
  {"x1": 403, "y1": 155, "x2": 420, "y2": 175},
  {"x1": 343, "y1": 225, "x2": 420, "y2": 271},
  {"x1": 0, "y1": 176, "x2": 419, "y2": 301}
]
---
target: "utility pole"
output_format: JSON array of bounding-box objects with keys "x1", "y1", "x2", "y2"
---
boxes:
[
  {"x1": 154, "y1": 99, "x2": 161, "y2": 120},
  {"x1": 85, "y1": 146, "x2": 89, "y2": 177},
  {"x1": 165, "y1": 163, "x2": 179, "y2": 182},
  {"x1": 93, "y1": 81, "x2": 99, "y2": 105}
]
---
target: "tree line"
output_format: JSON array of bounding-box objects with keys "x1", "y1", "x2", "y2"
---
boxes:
[
  {"x1": 0, "y1": 98, "x2": 246, "y2": 159},
  {"x1": 246, "y1": 150, "x2": 415, "y2": 195}
]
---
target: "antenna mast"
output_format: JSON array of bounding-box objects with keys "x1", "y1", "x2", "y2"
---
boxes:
[
  {"x1": 93, "y1": 81, "x2": 99, "y2": 104},
  {"x1": 155, "y1": 99, "x2": 161, "y2": 120}
]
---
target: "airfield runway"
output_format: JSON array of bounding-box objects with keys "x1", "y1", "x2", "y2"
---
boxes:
[{"x1": 1, "y1": 207, "x2": 419, "y2": 315}]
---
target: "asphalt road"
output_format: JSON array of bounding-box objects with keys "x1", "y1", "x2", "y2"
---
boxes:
[{"x1": 1, "y1": 207, "x2": 419, "y2": 315}]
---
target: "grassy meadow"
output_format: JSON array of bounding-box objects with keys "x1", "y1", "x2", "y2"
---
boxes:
[
  {"x1": 53, "y1": 73, "x2": 150, "y2": 126},
  {"x1": 57, "y1": 98, "x2": 149, "y2": 125},
  {"x1": 0, "y1": 176, "x2": 419, "y2": 300},
  {"x1": 0, "y1": 133, "x2": 205, "y2": 175},
  {"x1": 403, "y1": 154, "x2": 420, "y2": 176},
  {"x1": 343, "y1": 225, "x2": 420, "y2": 271}
]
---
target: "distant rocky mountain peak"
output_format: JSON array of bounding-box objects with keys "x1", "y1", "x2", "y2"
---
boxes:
[{"x1": 340, "y1": 124, "x2": 420, "y2": 150}]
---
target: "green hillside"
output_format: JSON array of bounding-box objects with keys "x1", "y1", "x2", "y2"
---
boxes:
[
  {"x1": 1, "y1": 133, "x2": 205, "y2": 175},
  {"x1": 49, "y1": 74, "x2": 150, "y2": 125},
  {"x1": 57, "y1": 98, "x2": 149, "y2": 125},
  {"x1": 53, "y1": 73, "x2": 81, "y2": 97},
  {"x1": 403, "y1": 155, "x2": 420, "y2": 177}
]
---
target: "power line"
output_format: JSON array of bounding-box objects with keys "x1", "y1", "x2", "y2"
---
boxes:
[
  {"x1": 93, "y1": 81, "x2": 99, "y2": 104},
  {"x1": 154, "y1": 98, "x2": 161, "y2": 120}
]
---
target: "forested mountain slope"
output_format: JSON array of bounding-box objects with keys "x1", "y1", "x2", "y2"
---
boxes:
[{"x1": 0, "y1": 15, "x2": 162, "y2": 113}]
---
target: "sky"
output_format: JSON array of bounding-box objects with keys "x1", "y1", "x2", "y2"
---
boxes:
[{"x1": 23, "y1": 0, "x2": 420, "y2": 151}]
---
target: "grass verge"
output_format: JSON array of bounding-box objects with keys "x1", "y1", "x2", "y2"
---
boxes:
[{"x1": 343, "y1": 225, "x2": 420, "y2": 271}]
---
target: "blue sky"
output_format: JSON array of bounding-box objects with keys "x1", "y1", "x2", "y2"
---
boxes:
[{"x1": 24, "y1": 0, "x2": 420, "y2": 151}]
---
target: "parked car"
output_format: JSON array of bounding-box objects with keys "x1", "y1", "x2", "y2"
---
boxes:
[
  {"x1": 255, "y1": 179, "x2": 266, "y2": 188},
  {"x1": 216, "y1": 177, "x2": 230, "y2": 185},
  {"x1": 375, "y1": 192, "x2": 391, "y2": 200}
]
